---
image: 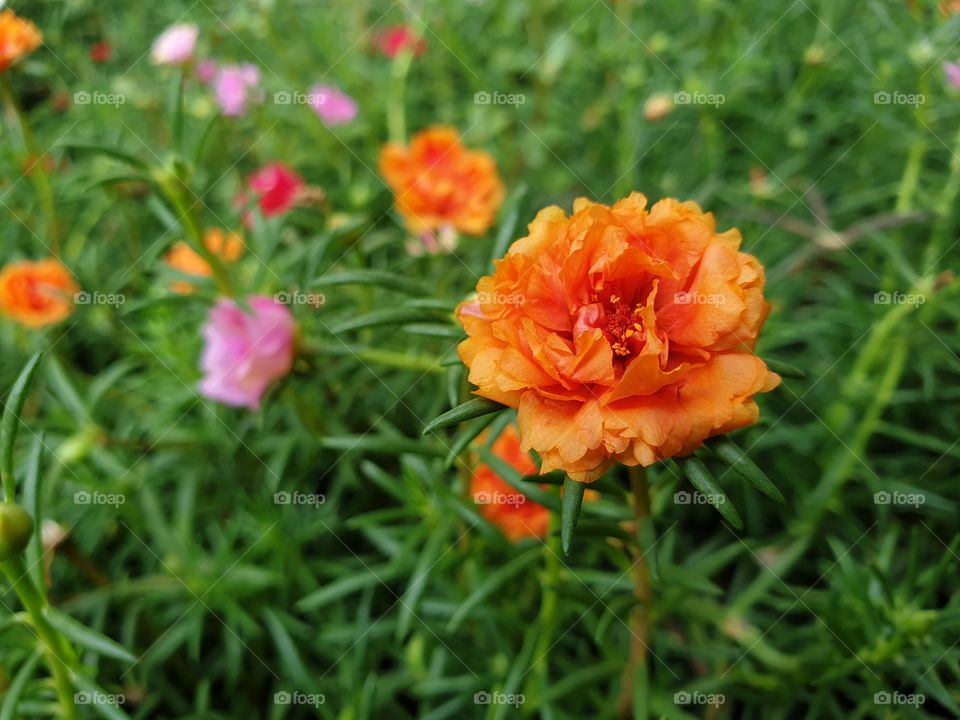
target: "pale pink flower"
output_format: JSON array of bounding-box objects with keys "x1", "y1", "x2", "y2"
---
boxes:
[
  {"x1": 199, "y1": 296, "x2": 295, "y2": 410},
  {"x1": 944, "y1": 61, "x2": 960, "y2": 89},
  {"x1": 150, "y1": 24, "x2": 198, "y2": 66},
  {"x1": 308, "y1": 84, "x2": 358, "y2": 126},
  {"x1": 212, "y1": 63, "x2": 262, "y2": 116}
]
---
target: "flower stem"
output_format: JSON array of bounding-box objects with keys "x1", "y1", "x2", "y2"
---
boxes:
[
  {"x1": 0, "y1": 74, "x2": 59, "y2": 251},
  {"x1": 387, "y1": 49, "x2": 413, "y2": 144},
  {"x1": 154, "y1": 173, "x2": 235, "y2": 297},
  {"x1": 618, "y1": 465, "x2": 651, "y2": 718},
  {"x1": 2, "y1": 555, "x2": 79, "y2": 720}
]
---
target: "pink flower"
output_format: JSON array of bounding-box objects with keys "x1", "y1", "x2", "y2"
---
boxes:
[
  {"x1": 212, "y1": 63, "x2": 262, "y2": 116},
  {"x1": 245, "y1": 163, "x2": 304, "y2": 217},
  {"x1": 196, "y1": 58, "x2": 218, "y2": 84},
  {"x1": 150, "y1": 24, "x2": 198, "y2": 66},
  {"x1": 199, "y1": 296, "x2": 295, "y2": 410},
  {"x1": 308, "y1": 84, "x2": 358, "y2": 126},
  {"x1": 375, "y1": 25, "x2": 426, "y2": 58},
  {"x1": 944, "y1": 61, "x2": 960, "y2": 89}
]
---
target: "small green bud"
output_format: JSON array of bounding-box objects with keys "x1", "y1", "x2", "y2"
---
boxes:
[{"x1": 0, "y1": 504, "x2": 34, "y2": 560}]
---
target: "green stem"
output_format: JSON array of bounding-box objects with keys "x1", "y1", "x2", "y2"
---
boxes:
[
  {"x1": 155, "y1": 174, "x2": 234, "y2": 297},
  {"x1": 618, "y1": 465, "x2": 651, "y2": 719},
  {"x1": 2, "y1": 555, "x2": 79, "y2": 720},
  {"x1": 387, "y1": 49, "x2": 413, "y2": 144},
  {"x1": 528, "y1": 512, "x2": 559, "y2": 704},
  {"x1": 0, "y1": 74, "x2": 58, "y2": 251}
]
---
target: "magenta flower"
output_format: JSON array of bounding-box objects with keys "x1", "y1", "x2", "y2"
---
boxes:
[
  {"x1": 199, "y1": 296, "x2": 295, "y2": 410},
  {"x1": 308, "y1": 84, "x2": 358, "y2": 126},
  {"x1": 150, "y1": 24, "x2": 198, "y2": 66},
  {"x1": 196, "y1": 58, "x2": 218, "y2": 84},
  {"x1": 212, "y1": 63, "x2": 262, "y2": 117},
  {"x1": 944, "y1": 61, "x2": 960, "y2": 89}
]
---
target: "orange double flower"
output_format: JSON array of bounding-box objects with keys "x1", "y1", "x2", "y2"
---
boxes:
[{"x1": 458, "y1": 194, "x2": 779, "y2": 482}]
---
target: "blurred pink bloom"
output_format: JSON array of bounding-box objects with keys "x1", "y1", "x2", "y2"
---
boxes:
[
  {"x1": 196, "y1": 58, "x2": 218, "y2": 84},
  {"x1": 308, "y1": 84, "x2": 358, "y2": 126},
  {"x1": 199, "y1": 296, "x2": 295, "y2": 410},
  {"x1": 150, "y1": 24, "x2": 198, "y2": 66},
  {"x1": 944, "y1": 61, "x2": 960, "y2": 89},
  {"x1": 213, "y1": 63, "x2": 262, "y2": 116},
  {"x1": 245, "y1": 163, "x2": 304, "y2": 217}
]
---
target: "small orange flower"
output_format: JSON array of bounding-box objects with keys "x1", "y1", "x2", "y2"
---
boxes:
[
  {"x1": 0, "y1": 259, "x2": 78, "y2": 328},
  {"x1": 165, "y1": 228, "x2": 244, "y2": 293},
  {"x1": 0, "y1": 10, "x2": 42, "y2": 72},
  {"x1": 457, "y1": 193, "x2": 780, "y2": 482},
  {"x1": 379, "y1": 126, "x2": 505, "y2": 236},
  {"x1": 470, "y1": 424, "x2": 550, "y2": 541}
]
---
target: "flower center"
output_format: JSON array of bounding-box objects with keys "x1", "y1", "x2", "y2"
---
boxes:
[{"x1": 603, "y1": 294, "x2": 643, "y2": 357}]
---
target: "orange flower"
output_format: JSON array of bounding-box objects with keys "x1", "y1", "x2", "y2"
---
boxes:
[
  {"x1": 165, "y1": 228, "x2": 244, "y2": 293},
  {"x1": 0, "y1": 10, "x2": 42, "y2": 72},
  {"x1": 379, "y1": 126, "x2": 505, "y2": 236},
  {"x1": 0, "y1": 259, "x2": 78, "y2": 328},
  {"x1": 470, "y1": 424, "x2": 550, "y2": 541},
  {"x1": 457, "y1": 193, "x2": 780, "y2": 482}
]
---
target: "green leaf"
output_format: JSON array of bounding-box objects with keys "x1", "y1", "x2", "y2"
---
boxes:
[
  {"x1": 764, "y1": 357, "x2": 806, "y2": 379},
  {"x1": 46, "y1": 607, "x2": 136, "y2": 664},
  {"x1": 1, "y1": 353, "x2": 43, "y2": 502},
  {"x1": 71, "y1": 673, "x2": 133, "y2": 720},
  {"x1": 0, "y1": 649, "x2": 42, "y2": 720},
  {"x1": 489, "y1": 182, "x2": 528, "y2": 265},
  {"x1": 443, "y1": 413, "x2": 501, "y2": 470},
  {"x1": 561, "y1": 477, "x2": 586, "y2": 555},
  {"x1": 422, "y1": 397, "x2": 506, "y2": 436},
  {"x1": 57, "y1": 142, "x2": 147, "y2": 169},
  {"x1": 262, "y1": 608, "x2": 312, "y2": 686},
  {"x1": 296, "y1": 564, "x2": 402, "y2": 612},
  {"x1": 327, "y1": 306, "x2": 447, "y2": 334},
  {"x1": 708, "y1": 438, "x2": 785, "y2": 504},
  {"x1": 446, "y1": 549, "x2": 540, "y2": 632},
  {"x1": 677, "y1": 457, "x2": 744, "y2": 530},
  {"x1": 318, "y1": 435, "x2": 446, "y2": 457},
  {"x1": 22, "y1": 434, "x2": 45, "y2": 596},
  {"x1": 312, "y1": 269, "x2": 428, "y2": 295}
]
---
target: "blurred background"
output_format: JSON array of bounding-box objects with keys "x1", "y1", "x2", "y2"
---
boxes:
[{"x1": 1, "y1": 0, "x2": 958, "y2": 718}]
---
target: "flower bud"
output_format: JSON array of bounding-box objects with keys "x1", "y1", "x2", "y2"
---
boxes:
[{"x1": 0, "y1": 503, "x2": 34, "y2": 560}]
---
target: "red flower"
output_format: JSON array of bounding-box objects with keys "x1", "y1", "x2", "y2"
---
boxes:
[
  {"x1": 89, "y1": 41, "x2": 111, "y2": 64},
  {"x1": 242, "y1": 163, "x2": 305, "y2": 218},
  {"x1": 376, "y1": 25, "x2": 426, "y2": 59}
]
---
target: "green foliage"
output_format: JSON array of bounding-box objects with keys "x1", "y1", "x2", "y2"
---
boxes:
[{"x1": 0, "y1": 0, "x2": 958, "y2": 718}]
